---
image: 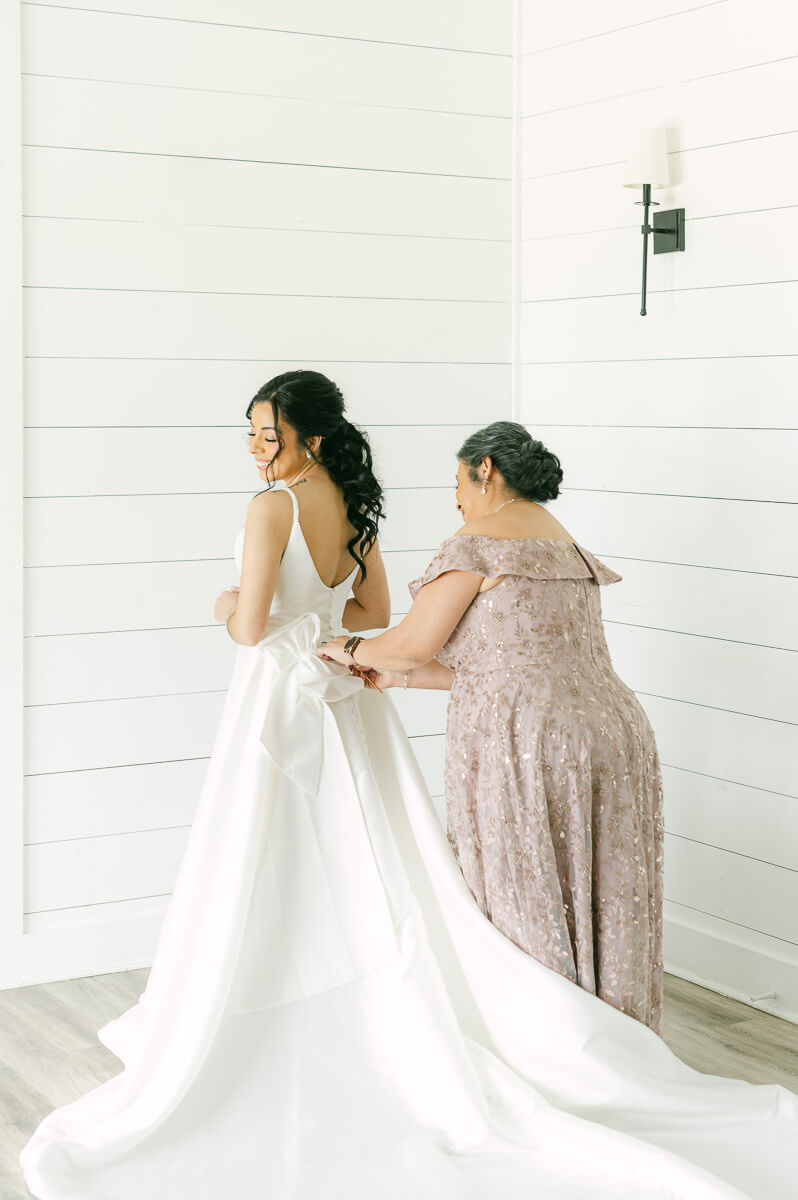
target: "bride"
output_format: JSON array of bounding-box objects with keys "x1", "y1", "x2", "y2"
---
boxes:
[{"x1": 20, "y1": 371, "x2": 798, "y2": 1199}]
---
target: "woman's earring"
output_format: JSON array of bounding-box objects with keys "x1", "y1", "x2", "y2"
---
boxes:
[
  {"x1": 306, "y1": 451, "x2": 312, "y2": 459},
  {"x1": 481, "y1": 477, "x2": 487, "y2": 495}
]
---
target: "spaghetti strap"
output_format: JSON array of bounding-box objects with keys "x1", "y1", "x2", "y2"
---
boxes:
[{"x1": 280, "y1": 481, "x2": 300, "y2": 525}]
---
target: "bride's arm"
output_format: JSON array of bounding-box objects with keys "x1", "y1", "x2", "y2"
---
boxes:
[
  {"x1": 220, "y1": 491, "x2": 292, "y2": 645},
  {"x1": 342, "y1": 539, "x2": 390, "y2": 632}
]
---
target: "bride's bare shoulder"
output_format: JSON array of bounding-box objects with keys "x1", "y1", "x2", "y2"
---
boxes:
[{"x1": 245, "y1": 487, "x2": 294, "y2": 536}]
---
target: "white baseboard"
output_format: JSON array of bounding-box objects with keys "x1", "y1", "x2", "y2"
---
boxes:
[
  {"x1": 0, "y1": 897, "x2": 167, "y2": 990},
  {"x1": 664, "y1": 903, "x2": 798, "y2": 1026}
]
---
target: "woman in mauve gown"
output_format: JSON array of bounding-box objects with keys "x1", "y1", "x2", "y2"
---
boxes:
[{"x1": 321, "y1": 420, "x2": 664, "y2": 1031}]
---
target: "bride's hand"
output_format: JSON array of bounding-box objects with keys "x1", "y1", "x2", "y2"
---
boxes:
[{"x1": 214, "y1": 587, "x2": 239, "y2": 623}]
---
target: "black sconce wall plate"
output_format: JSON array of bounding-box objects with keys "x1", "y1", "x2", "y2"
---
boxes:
[{"x1": 653, "y1": 208, "x2": 685, "y2": 254}]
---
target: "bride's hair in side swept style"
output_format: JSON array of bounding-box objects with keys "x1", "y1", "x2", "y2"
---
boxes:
[{"x1": 246, "y1": 370, "x2": 386, "y2": 580}]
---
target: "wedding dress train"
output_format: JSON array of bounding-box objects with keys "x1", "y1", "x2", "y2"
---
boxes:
[{"x1": 20, "y1": 481, "x2": 798, "y2": 1198}]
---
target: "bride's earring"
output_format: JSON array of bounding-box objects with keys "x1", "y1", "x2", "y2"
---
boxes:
[
  {"x1": 306, "y1": 451, "x2": 312, "y2": 459},
  {"x1": 481, "y1": 477, "x2": 487, "y2": 495}
]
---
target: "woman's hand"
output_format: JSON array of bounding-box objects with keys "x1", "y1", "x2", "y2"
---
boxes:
[
  {"x1": 214, "y1": 586, "x2": 239, "y2": 624},
  {"x1": 317, "y1": 637, "x2": 389, "y2": 692},
  {"x1": 360, "y1": 668, "x2": 402, "y2": 689},
  {"x1": 316, "y1": 635, "x2": 351, "y2": 666}
]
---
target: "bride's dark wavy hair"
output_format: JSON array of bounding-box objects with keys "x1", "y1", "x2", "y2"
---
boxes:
[{"x1": 246, "y1": 370, "x2": 385, "y2": 580}]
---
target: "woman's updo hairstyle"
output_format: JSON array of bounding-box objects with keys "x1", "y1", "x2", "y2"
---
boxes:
[
  {"x1": 246, "y1": 370, "x2": 386, "y2": 579},
  {"x1": 457, "y1": 421, "x2": 563, "y2": 503}
]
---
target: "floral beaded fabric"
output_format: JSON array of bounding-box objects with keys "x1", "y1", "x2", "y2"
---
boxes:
[{"x1": 408, "y1": 534, "x2": 665, "y2": 1033}]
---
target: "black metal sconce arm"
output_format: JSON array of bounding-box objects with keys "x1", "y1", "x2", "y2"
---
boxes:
[{"x1": 635, "y1": 184, "x2": 685, "y2": 316}]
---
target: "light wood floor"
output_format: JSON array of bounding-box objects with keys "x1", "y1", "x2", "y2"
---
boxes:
[{"x1": 1, "y1": 970, "x2": 796, "y2": 1198}]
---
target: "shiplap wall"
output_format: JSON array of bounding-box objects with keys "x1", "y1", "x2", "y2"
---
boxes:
[
  {"x1": 519, "y1": 0, "x2": 798, "y2": 1020},
  {"x1": 3, "y1": 0, "x2": 512, "y2": 986}
]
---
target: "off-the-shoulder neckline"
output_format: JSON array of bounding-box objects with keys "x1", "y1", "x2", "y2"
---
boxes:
[{"x1": 441, "y1": 532, "x2": 580, "y2": 548}]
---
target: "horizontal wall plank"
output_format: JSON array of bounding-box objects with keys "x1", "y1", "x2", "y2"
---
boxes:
[
  {"x1": 25, "y1": 549, "x2": 432, "y2": 636},
  {"x1": 23, "y1": 360, "x2": 511, "y2": 428},
  {"x1": 25, "y1": 290, "x2": 509, "y2": 362},
  {"x1": 31, "y1": 0, "x2": 513, "y2": 55},
  {"x1": 664, "y1": 900, "x2": 798, "y2": 970},
  {"x1": 23, "y1": 893, "x2": 169, "y2": 937},
  {"x1": 24, "y1": 427, "x2": 253, "y2": 498},
  {"x1": 409, "y1": 732, "x2": 446, "y2": 796},
  {"x1": 549, "y1": 489, "x2": 798, "y2": 576},
  {"x1": 390, "y1": 689, "x2": 449, "y2": 739},
  {"x1": 384, "y1": 551, "x2": 434, "y2": 615},
  {"x1": 25, "y1": 625, "x2": 232, "y2": 706},
  {"x1": 606, "y1": 622, "x2": 798, "y2": 725},
  {"x1": 521, "y1": 58, "x2": 798, "y2": 179},
  {"x1": 643, "y1": 693, "x2": 796, "y2": 799},
  {"x1": 24, "y1": 487, "x2": 462, "y2": 567},
  {"x1": 25, "y1": 758, "x2": 207, "y2": 844},
  {"x1": 24, "y1": 218, "x2": 509, "y2": 303},
  {"x1": 521, "y1": 0, "x2": 722, "y2": 54},
  {"x1": 25, "y1": 695, "x2": 445, "y2": 809},
  {"x1": 25, "y1": 627, "x2": 454, "y2": 711},
  {"x1": 23, "y1": 75, "x2": 509, "y2": 179},
  {"x1": 539, "y1": 426, "x2": 798, "y2": 503},
  {"x1": 601, "y1": 558, "x2": 798, "y2": 652},
  {"x1": 24, "y1": 424, "x2": 478, "y2": 497},
  {"x1": 25, "y1": 559, "x2": 233, "y2": 635},
  {"x1": 663, "y1": 766, "x2": 798, "y2": 872},
  {"x1": 29, "y1": 732, "x2": 796, "y2": 885},
  {"x1": 24, "y1": 493, "x2": 246, "y2": 567},
  {"x1": 664, "y1": 833, "x2": 798, "y2": 947},
  {"x1": 381, "y1": 495, "x2": 461, "y2": 554},
  {"x1": 23, "y1": 147, "x2": 510, "y2": 241},
  {"x1": 24, "y1": 690, "x2": 226, "y2": 775},
  {"x1": 24, "y1": 703, "x2": 446, "y2": 845},
  {"x1": 26, "y1": 493, "x2": 459, "y2": 569},
  {"x1": 522, "y1": 132, "x2": 798, "y2": 240},
  {"x1": 522, "y1": 209, "x2": 798, "y2": 302},
  {"x1": 522, "y1": 0, "x2": 790, "y2": 115},
  {"x1": 520, "y1": 359, "x2": 798, "y2": 428},
  {"x1": 24, "y1": 826, "x2": 190, "y2": 913},
  {"x1": 520, "y1": 283, "x2": 797, "y2": 362},
  {"x1": 23, "y1": 5, "x2": 510, "y2": 117},
  {"x1": 37, "y1": 599, "x2": 796, "y2": 785}
]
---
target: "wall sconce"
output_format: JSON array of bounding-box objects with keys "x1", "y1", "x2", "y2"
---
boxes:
[{"x1": 623, "y1": 128, "x2": 685, "y2": 316}]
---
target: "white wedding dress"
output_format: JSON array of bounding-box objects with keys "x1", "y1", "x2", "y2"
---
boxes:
[{"x1": 20, "y1": 481, "x2": 798, "y2": 1199}]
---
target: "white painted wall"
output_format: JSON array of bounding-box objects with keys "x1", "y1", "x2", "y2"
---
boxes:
[
  {"x1": 519, "y1": 0, "x2": 798, "y2": 1021},
  {"x1": 6, "y1": 0, "x2": 794, "y2": 1021},
  {"x1": 2, "y1": 0, "x2": 512, "y2": 986}
]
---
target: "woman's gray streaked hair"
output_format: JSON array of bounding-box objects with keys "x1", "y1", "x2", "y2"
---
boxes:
[{"x1": 457, "y1": 421, "x2": 563, "y2": 503}]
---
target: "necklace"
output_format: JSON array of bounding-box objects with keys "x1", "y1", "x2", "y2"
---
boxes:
[{"x1": 493, "y1": 497, "x2": 518, "y2": 514}]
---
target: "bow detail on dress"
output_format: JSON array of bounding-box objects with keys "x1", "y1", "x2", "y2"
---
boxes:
[{"x1": 257, "y1": 611, "x2": 365, "y2": 796}]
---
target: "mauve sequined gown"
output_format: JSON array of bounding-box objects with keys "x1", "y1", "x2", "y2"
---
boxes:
[{"x1": 409, "y1": 534, "x2": 665, "y2": 1033}]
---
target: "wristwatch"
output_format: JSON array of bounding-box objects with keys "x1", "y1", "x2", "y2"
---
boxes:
[{"x1": 344, "y1": 635, "x2": 364, "y2": 663}]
